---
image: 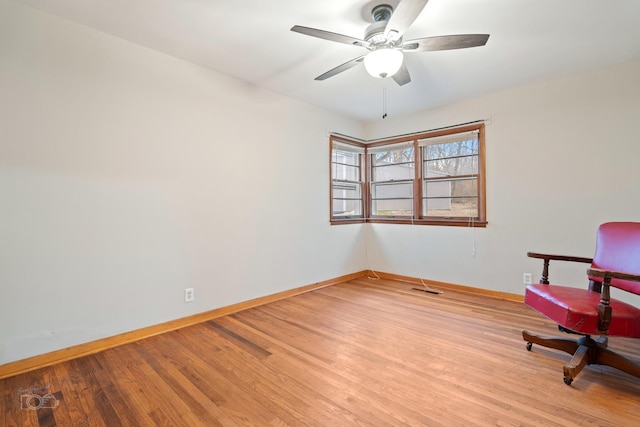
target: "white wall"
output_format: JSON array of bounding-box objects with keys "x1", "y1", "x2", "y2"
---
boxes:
[
  {"x1": 0, "y1": 1, "x2": 366, "y2": 364},
  {"x1": 3, "y1": 0, "x2": 639, "y2": 366},
  {"x1": 364, "y1": 58, "x2": 640, "y2": 301}
]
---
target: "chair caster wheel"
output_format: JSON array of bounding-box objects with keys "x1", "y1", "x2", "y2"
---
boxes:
[
  {"x1": 526, "y1": 342, "x2": 532, "y2": 351},
  {"x1": 563, "y1": 377, "x2": 573, "y2": 385}
]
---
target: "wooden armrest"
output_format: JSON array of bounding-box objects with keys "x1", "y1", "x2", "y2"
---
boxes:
[
  {"x1": 527, "y1": 252, "x2": 593, "y2": 263},
  {"x1": 587, "y1": 268, "x2": 640, "y2": 283},
  {"x1": 527, "y1": 252, "x2": 593, "y2": 285}
]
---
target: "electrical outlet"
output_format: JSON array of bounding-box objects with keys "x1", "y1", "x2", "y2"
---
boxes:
[
  {"x1": 523, "y1": 273, "x2": 533, "y2": 285},
  {"x1": 184, "y1": 288, "x2": 194, "y2": 303}
]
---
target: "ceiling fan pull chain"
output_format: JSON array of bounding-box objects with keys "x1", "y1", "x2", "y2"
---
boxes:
[{"x1": 382, "y1": 87, "x2": 388, "y2": 119}]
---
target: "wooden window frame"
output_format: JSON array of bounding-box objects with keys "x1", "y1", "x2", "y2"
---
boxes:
[
  {"x1": 330, "y1": 136, "x2": 367, "y2": 224},
  {"x1": 369, "y1": 141, "x2": 416, "y2": 219},
  {"x1": 330, "y1": 123, "x2": 487, "y2": 227}
]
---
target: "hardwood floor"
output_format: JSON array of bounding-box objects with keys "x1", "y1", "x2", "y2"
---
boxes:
[{"x1": 2, "y1": 277, "x2": 640, "y2": 426}]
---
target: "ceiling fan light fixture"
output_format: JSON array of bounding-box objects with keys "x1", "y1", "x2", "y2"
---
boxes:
[{"x1": 364, "y1": 48, "x2": 404, "y2": 79}]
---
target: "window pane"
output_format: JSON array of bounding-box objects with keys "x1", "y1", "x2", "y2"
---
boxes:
[
  {"x1": 373, "y1": 163, "x2": 414, "y2": 181},
  {"x1": 424, "y1": 140, "x2": 478, "y2": 160},
  {"x1": 452, "y1": 178, "x2": 478, "y2": 197},
  {"x1": 333, "y1": 163, "x2": 360, "y2": 181},
  {"x1": 424, "y1": 155, "x2": 478, "y2": 177},
  {"x1": 423, "y1": 197, "x2": 478, "y2": 217},
  {"x1": 333, "y1": 200, "x2": 362, "y2": 217},
  {"x1": 371, "y1": 182, "x2": 413, "y2": 216},
  {"x1": 424, "y1": 178, "x2": 477, "y2": 198},
  {"x1": 372, "y1": 181, "x2": 413, "y2": 199},
  {"x1": 332, "y1": 149, "x2": 359, "y2": 166},
  {"x1": 372, "y1": 199, "x2": 413, "y2": 216},
  {"x1": 332, "y1": 182, "x2": 362, "y2": 199},
  {"x1": 372, "y1": 147, "x2": 414, "y2": 166},
  {"x1": 423, "y1": 180, "x2": 452, "y2": 200}
]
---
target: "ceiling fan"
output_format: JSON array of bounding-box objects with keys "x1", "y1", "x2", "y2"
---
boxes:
[{"x1": 291, "y1": 0, "x2": 489, "y2": 86}]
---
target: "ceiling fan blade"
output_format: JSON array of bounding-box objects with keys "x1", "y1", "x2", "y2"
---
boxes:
[
  {"x1": 402, "y1": 34, "x2": 490, "y2": 52},
  {"x1": 384, "y1": 0, "x2": 429, "y2": 40},
  {"x1": 392, "y1": 63, "x2": 411, "y2": 86},
  {"x1": 315, "y1": 56, "x2": 366, "y2": 81},
  {"x1": 291, "y1": 25, "x2": 370, "y2": 48}
]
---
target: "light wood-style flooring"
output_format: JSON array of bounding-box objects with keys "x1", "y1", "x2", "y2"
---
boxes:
[{"x1": 2, "y1": 277, "x2": 640, "y2": 426}]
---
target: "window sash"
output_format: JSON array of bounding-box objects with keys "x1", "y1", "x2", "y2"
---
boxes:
[{"x1": 371, "y1": 181, "x2": 414, "y2": 217}]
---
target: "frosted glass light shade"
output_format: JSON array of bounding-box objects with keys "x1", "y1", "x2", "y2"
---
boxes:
[{"x1": 364, "y1": 48, "x2": 404, "y2": 79}]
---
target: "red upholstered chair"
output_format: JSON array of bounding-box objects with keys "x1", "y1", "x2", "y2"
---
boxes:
[{"x1": 523, "y1": 222, "x2": 640, "y2": 385}]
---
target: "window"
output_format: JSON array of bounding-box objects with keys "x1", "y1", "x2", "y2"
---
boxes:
[
  {"x1": 369, "y1": 142, "x2": 415, "y2": 218},
  {"x1": 420, "y1": 130, "x2": 481, "y2": 219},
  {"x1": 330, "y1": 138, "x2": 365, "y2": 222},
  {"x1": 330, "y1": 123, "x2": 486, "y2": 227}
]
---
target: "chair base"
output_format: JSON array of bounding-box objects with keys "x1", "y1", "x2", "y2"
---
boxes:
[{"x1": 522, "y1": 330, "x2": 640, "y2": 385}]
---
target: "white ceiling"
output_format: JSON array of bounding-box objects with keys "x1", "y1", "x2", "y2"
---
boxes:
[{"x1": 14, "y1": 0, "x2": 640, "y2": 121}]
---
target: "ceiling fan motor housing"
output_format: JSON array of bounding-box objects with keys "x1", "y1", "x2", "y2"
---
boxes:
[
  {"x1": 366, "y1": 4, "x2": 400, "y2": 46},
  {"x1": 364, "y1": 21, "x2": 388, "y2": 44}
]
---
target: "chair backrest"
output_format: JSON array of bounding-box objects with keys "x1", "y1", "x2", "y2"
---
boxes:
[{"x1": 591, "y1": 222, "x2": 640, "y2": 295}]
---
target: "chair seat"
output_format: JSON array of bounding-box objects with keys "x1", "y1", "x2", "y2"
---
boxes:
[{"x1": 525, "y1": 283, "x2": 640, "y2": 338}]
